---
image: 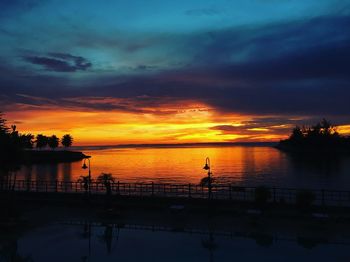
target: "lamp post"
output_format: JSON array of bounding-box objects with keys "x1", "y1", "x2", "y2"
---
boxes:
[
  {"x1": 203, "y1": 157, "x2": 212, "y2": 200},
  {"x1": 82, "y1": 156, "x2": 91, "y2": 196}
]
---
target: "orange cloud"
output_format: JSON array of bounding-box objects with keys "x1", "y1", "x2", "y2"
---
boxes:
[{"x1": 6, "y1": 98, "x2": 348, "y2": 146}]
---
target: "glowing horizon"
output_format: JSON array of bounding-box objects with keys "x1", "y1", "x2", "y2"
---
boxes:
[{"x1": 4, "y1": 104, "x2": 350, "y2": 146}]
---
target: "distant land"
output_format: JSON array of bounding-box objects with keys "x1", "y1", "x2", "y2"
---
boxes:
[
  {"x1": 71, "y1": 141, "x2": 278, "y2": 151},
  {"x1": 22, "y1": 150, "x2": 87, "y2": 163}
]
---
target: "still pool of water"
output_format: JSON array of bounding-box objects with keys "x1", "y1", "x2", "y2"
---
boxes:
[
  {"x1": 12, "y1": 146, "x2": 350, "y2": 189},
  {"x1": 5, "y1": 223, "x2": 350, "y2": 262}
]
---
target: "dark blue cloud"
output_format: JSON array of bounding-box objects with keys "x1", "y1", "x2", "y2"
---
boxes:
[
  {"x1": 23, "y1": 53, "x2": 92, "y2": 72},
  {"x1": 1, "y1": 14, "x2": 350, "y2": 123}
]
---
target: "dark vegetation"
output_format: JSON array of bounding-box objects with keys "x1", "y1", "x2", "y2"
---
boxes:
[
  {"x1": 277, "y1": 119, "x2": 350, "y2": 153},
  {"x1": 0, "y1": 113, "x2": 82, "y2": 164}
]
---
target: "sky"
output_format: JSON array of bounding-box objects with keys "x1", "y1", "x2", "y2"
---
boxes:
[{"x1": 0, "y1": 0, "x2": 350, "y2": 145}]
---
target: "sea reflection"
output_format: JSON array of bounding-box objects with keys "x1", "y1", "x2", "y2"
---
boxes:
[
  {"x1": 7, "y1": 146, "x2": 350, "y2": 189},
  {"x1": 2, "y1": 221, "x2": 349, "y2": 262}
]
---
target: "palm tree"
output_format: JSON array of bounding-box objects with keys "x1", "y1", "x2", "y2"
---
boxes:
[
  {"x1": 48, "y1": 135, "x2": 59, "y2": 150},
  {"x1": 97, "y1": 173, "x2": 115, "y2": 196},
  {"x1": 19, "y1": 134, "x2": 34, "y2": 149},
  {"x1": 36, "y1": 134, "x2": 48, "y2": 149},
  {"x1": 61, "y1": 134, "x2": 73, "y2": 149}
]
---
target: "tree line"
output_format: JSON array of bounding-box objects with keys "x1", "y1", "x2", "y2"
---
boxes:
[
  {"x1": 278, "y1": 119, "x2": 350, "y2": 150},
  {"x1": 1, "y1": 113, "x2": 74, "y2": 162},
  {"x1": 35, "y1": 134, "x2": 73, "y2": 150}
]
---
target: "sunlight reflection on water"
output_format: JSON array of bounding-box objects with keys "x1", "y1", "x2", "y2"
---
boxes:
[{"x1": 14, "y1": 146, "x2": 350, "y2": 189}]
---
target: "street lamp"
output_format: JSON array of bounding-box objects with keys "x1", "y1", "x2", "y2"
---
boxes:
[
  {"x1": 82, "y1": 156, "x2": 91, "y2": 196},
  {"x1": 203, "y1": 157, "x2": 212, "y2": 200}
]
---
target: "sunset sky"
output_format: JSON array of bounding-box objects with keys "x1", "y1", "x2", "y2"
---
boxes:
[{"x1": 1, "y1": 0, "x2": 350, "y2": 145}]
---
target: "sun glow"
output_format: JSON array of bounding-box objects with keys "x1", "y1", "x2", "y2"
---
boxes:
[{"x1": 7, "y1": 101, "x2": 347, "y2": 146}]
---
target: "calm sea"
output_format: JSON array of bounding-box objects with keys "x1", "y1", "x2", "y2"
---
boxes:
[{"x1": 13, "y1": 145, "x2": 350, "y2": 190}]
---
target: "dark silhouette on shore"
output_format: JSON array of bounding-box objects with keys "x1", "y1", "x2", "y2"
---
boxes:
[
  {"x1": 276, "y1": 119, "x2": 350, "y2": 153},
  {"x1": 0, "y1": 113, "x2": 85, "y2": 164},
  {"x1": 97, "y1": 173, "x2": 115, "y2": 197},
  {"x1": 48, "y1": 135, "x2": 59, "y2": 150},
  {"x1": 62, "y1": 134, "x2": 73, "y2": 148},
  {"x1": 35, "y1": 134, "x2": 48, "y2": 149},
  {"x1": 0, "y1": 115, "x2": 33, "y2": 163}
]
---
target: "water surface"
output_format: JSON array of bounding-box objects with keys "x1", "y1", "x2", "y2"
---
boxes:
[
  {"x1": 13, "y1": 146, "x2": 350, "y2": 189},
  {"x1": 6, "y1": 223, "x2": 350, "y2": 262}
]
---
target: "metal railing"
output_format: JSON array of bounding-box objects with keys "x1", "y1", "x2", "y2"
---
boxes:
[{"x1": 1, "y1": 179, "x2": 350, "y2": 207}]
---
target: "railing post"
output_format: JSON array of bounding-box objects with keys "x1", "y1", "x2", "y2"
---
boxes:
[
  {"x1": 273, "y1": 187, "x2": 276, "y2": 203},
  {"x1": 152, "y1": 182, "x2": 154, "y2": 197},
  {"x1": 188, "y1": 183, "x2": 191, "y2": 198},
  {"x1": 55, "y1": 180, "x2": 58, "y2": 192}
]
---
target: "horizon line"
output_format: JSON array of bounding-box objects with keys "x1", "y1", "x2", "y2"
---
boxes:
[{"x1": 71, "y1": 141, "x2": 279, "y2": 149}]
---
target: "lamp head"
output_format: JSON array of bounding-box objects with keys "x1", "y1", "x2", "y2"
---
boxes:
[
  {"x1": 82, "y1": 160, "x2": 88, "y2": 169},
  {"x1": 203, "y1": 163, "x2": 210, "y2": 170}
]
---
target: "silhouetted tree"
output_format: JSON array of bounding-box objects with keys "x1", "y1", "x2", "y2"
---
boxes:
[
  {"x1": 36, "y1": 134, "x2": 48, "y2": 149},
  {"x1": 48, "y1": 135, "x2": 59, "y2": 150},
  {"x1": 0, "y1": 113, "x2": 9, "y2": 134},
  {"x1": 0, "y1": 114, "x2": 33, "y2": 161},
  {"x1": 61, "y1": 134, "x2": 73, "y2": 148},
  {"x1": 97, "y1": 173, "x2": 115, "y2": 196},
  {"x1": 19, "y1": 134, "x2": 34, "y2": 149},
  {"x1": 278, "y1": 119, "x2": 350, "y2": 152},
  {"x1": 290, "y1": 126, "x2": 303, "y2": 141}
]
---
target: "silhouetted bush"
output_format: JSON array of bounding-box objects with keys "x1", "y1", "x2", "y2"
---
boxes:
[{"x1": 97, "y1": 173, "x2": 115, "y2": 196}]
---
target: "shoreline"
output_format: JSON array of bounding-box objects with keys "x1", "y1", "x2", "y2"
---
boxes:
[{"x1": 22, "y1": 150, "x2": 88, "y2": 163}]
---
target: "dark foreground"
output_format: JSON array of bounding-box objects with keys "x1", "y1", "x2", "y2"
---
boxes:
[{"x1": 1, "y1": 192, "x2": 350, "y2": 261}]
